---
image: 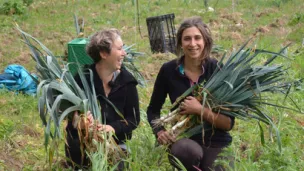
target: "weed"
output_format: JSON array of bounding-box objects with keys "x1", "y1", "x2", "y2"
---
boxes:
[
  {"x1": 0, "y1": 1, "x2": 26, "y2": 15},
  {"x1": 288, "y1": 12, "x2": 304, "y2": 26},
  {"x1": 0, "y1": 119, "x2": 14, "y2": 139}
]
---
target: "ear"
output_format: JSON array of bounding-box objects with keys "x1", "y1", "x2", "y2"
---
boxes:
[{"x1": 99, "y1": 51, "x2": 108, "y2": 59}]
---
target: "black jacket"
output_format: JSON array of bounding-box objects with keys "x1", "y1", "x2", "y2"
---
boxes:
[
  {"x1": 147, "y1": 57, "x2": 234, "y2": 147},
  {"x1": 66, "y1": 64, "x2": 140, "y2": 144}
]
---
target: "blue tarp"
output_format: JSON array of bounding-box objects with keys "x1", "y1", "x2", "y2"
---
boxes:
[{"x1": 0, "y1": 64, "x2": 38, "y2": 95}]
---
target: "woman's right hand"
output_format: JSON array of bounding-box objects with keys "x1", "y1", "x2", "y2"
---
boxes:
[
  {"x1": 72, "y1": 111, "x2": 96, "y2": 129},
  {"x1": 73, "y1": 111, "x2": 115, "y2": 133},
  {"x1": 157, "y1": 130, "x2": 176, "y2": 145},
  {"x1": 97, "y1": 124, "x2": 115, "y2": 133}
]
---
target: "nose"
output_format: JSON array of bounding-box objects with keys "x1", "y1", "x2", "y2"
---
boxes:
[
  {"x1": 189, "y1": 38, "x2": 196, "y2": 46},
  {"x1": 122, "y1": 49, "x2": 127, "y2": 57}
]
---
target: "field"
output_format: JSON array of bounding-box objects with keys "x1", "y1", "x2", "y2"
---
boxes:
[{"x1": 0, "y1": 0, "x2": 303, "y2": 170}]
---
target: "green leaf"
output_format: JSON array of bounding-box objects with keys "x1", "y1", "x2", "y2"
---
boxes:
[{"x1": 258, "y1": 122, "x2": 265, "y2": 146}]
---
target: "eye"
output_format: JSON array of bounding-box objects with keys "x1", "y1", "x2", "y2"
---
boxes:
[
  {"x1": 195, "y1": 35, "x2": 202, "y2": 40},
  {"x1": 183, "y1": 37, "x2": 191, "y2": 41}
]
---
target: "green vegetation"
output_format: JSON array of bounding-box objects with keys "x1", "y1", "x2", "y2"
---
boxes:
[
  {"x1": 0, "y1": 0, "x2": 303, "y2": 170},
  {"x1": 0, "y1": 0, "x2": 32, "y2": 15}
]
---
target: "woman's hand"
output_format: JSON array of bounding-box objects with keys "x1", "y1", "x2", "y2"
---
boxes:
[
  {"x1": 86, "y1": 111, "x2": 94, "y2": 128},
  {"x1": 97, "y1": 124, "x2": 115, "y2": 133},
  {"x1": 74, "y1": 111, "x2": 94, "y2": 129},
  {"x1": 179, "y1": 96, "x2": 202, "y2": 115},
  {"x1": 73, "y1": 111, "x2": 115, "y2": 133},
  {"x1": 157, "y1": 130, "x2": 176, "y2": 145},
  {"x1": 179, "y1": 97, "x2": 232, "y2": 131}
]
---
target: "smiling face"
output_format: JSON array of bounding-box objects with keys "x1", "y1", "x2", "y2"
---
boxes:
[
  {"x1": 181, "y1": 26, "x2": 205, "y2": 60},
  {"x1": 100, "y1": 37, "x2": 126, "y2": 71}
]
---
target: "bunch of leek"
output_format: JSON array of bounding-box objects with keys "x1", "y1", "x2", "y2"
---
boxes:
[
  {"x1": 153, "y1": 40, "x2": 302, "y2": 152},
  {"x1": 17, "y1": 26, "x2": 126, "y2": 167}
]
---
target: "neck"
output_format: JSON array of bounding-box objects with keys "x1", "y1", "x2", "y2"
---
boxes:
[
  {"x1": 95, "y1": 61, "x2": 114, "y2": 82},
  {"x1": 184, "y1": 57, "x2": 202, "y2": 73}
]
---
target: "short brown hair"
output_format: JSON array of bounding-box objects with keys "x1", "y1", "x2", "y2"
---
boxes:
[
  {"x1": 86, "y1": 29, "x2": 121, "y2": 63},
  {"x1": 176, "y1": 16, "x2": 213, "y2": 62}
]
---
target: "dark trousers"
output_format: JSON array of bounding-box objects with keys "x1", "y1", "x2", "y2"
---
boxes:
[
  {"x1": 169, "y1": 138, "x2": 231, "y2": 171},
  {"x1": 65, "y1": 135, "x2": 126, "y2": 171},
  {"x1": 65, "y1": 135, "x2": 89, "y2": 170}
]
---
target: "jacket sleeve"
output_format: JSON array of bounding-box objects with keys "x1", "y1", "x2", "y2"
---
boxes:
[
  {"x1": 147, "y1": 64, "x2": 168, "y2": 135},
  {"x1": 108, "y1": 83, "x2": 140, "y2": 137}
]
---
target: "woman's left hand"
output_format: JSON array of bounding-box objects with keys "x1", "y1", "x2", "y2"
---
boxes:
[{"x1": 179, "y1": 96, "x2": 202, "y2": 115}]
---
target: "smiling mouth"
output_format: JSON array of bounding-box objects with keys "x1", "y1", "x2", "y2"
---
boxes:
[{"x1": 188, "y1": 49, "x2": 199, "y2": 52}]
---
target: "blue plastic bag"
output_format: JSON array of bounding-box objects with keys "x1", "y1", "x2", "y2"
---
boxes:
[{"x1": 0, "y1": 64, "x2": 38, "y2": 95}]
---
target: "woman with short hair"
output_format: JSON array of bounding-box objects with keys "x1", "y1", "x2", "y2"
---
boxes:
[{"x1": 65, "y1": 29, "x2": 140, "y2": 170}]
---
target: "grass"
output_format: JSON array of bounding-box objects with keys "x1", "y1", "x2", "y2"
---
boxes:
[{"x1": 0, "y1": 0, "x2": 303, "y2": 170}]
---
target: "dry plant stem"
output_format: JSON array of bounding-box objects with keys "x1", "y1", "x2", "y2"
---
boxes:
[
  {"x1": 75, "y1": 116, "x2": 87, "y2": 163},
  {"x1": 200, "y1": 106, "x2": 205, "y2": 145},
  {"x1": 74, "y1": 116, "x2": 126, "y2": 162}
]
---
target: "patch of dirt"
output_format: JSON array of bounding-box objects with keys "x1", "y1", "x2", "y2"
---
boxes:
[
  {"x1": 60, "y1": 35, "x2": 73, "y2": 47},
  {"x1": 141, "y1": 63, "x2": 157, "y2": 80},
  {"x1": 255, "y1": 26, "x2": 270, "y2": 34},
  {"x1": 21, "y1": 124, "x2": 41, "y2": 138},
  {"x1": 296, "y1": 118, "x2": 304, "y2": 127},
  {"x1": 220, "y1": 31, "x2": 243, "y2": 43},
  {"x1": 0, "y1": 152, "x2": 23, "y2": 170},
  {"x1": 50, "y1": 10, "x2": 57, "y2": 14},
  {"x1": 230, "y1": 32, "x2": 244, "y2": 41},
  {"x1": 276, "y1": 27, "x2": 291, "y2": 37},
  {"x1": 2, "y1": 37, "x2": 14, "y2": 48},
  {"x1": 239, "y1": 143, "x2": 248, "y2": 158},
  {"x1": 10, "y1": 108, "x2": 20, "y2": 115},
  {"x1": 289, "y1": 114, "x2": 304, "y2": 127},
  {"x1": 9, "y1": 51, "x2": 31, "y2": 65},
  {"x1": 209, "y1": 19, "x2": 221, "y2": 28},
  {"x1": 255, "y1": 8, "x2": 278, "y2": 18},
  {"x1": 256, "y1": 12, "x2": 270, "y2": 18},
  {"x1": 220, "y1": 12, "x2": 243, "y2": 24},
  {"x1": 227, "y1": 22, "x2": 245, "y2": 32},
  {"x1": 121, "y1": 26, "x2": 137, "y2": 34},
  {"x1": 253, "y1": 149, "x2": 262, "y2": 162},
  {"x1": 32, "y1": 28, "x2": 44, "y2": 38},
  {"x1": 269, "y1": 23, "x2": 279, "y2": 28},
  {"x1": 141, "y1": 53, "x2": 176, "y2": 80},
  {"x1": 269, "y1": 18, "x2": 287, "y2": 28},
  {"x1": 152, "y1": 52, "x2": 176, "y2": 61},
  {"x1": 103, "y1": 3, "x2": 121, "y2": 11},
  {"x1": 0, "y1": 99, "x2": 6, "y2": 105},
  {"x1": 84, "y1": 26, "x2": 94, "y2": 35},
  {"x1": 240, "y1": 143, "x2": 248, "y2": 152}
]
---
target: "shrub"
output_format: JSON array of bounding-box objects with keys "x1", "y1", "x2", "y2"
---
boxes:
[{"x1": 0, "y1": 0, "x2": 28, "y2": 15}]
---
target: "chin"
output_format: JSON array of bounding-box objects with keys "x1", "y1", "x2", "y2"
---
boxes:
[{"x1": 187, "y1": 55, "x2": 200, "y2": 59}]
